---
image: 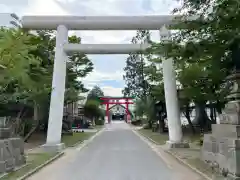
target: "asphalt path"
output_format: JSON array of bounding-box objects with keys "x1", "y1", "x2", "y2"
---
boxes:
[{"x1": 27, "y1": 121, "x2": 204, "y2": 180}]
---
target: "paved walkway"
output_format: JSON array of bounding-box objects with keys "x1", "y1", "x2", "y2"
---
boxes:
[{"x1": 27, "y1": 122, "x2": 205, "y2": 180}]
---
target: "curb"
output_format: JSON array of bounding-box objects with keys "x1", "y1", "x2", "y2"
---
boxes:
[
  {"x1": 16, "y1": 152, "x2": 64, "y2": 180},
  {"x1": 70, "y1": 140, "x2": 84, "y2": 147},
  {"x1": 135, "y1": 130, "x2": 212, "y2": 180},
  {"x1": 166, "y1": 150, "x2": 212, "y2": 180}
]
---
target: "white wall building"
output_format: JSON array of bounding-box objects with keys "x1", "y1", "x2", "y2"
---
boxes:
[
  {"x1": 0, "y1": 13, "x2": 21, "y2": 28},
  {"x1": 110, "y1": 104, "x2": 126, "y2": 115}
]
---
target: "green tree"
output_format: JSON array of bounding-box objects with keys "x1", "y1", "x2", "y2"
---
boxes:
[
  {"x1": 135, "y1": 95, "x2": 157, "y2": 129},
  {"x1": 84, "y1": 100, "x2": 103, "y2": 121},
  {"x1": 65, "y1": 35, "x2": 93, "y2": 104},
  {"x1": 84, "y1": 86, "x2": 105, "y2": 124},
  {"x1": 0, "y1": 28, "x2": 43, "y2": 135},
  {"x1": 146, "y1": 0, "x2": 240, "y2": 130},
  {"x1": 0, "y1": 28, "x2": 94, "y2": 136},
  {"x1": 0, "y1": 28, "x2": 40, "y2": 105},
  {"x1": 87, "y1": 85, "x2": 104, "y2": 100},
  {"x1": 123, "y1": 30, "x2": 151, "y2": 98}
]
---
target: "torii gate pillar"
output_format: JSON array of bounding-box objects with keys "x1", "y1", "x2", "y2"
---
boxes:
[
  {"x1": 21, "y1": 15, "x2": 187, "y2": 151},
  {"x1": 42, "y1": 25, "x2": 68, "y2": 151}
]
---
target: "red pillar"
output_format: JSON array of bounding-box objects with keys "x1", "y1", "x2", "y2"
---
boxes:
[
  {"x1": 126, "y1": 99, "x2": 130, "y2": 123},
  {"x1": 106, "y1": 102, "x2": 110, "y2": 123}
]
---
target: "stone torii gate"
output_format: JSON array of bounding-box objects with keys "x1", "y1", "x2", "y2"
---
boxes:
[{"x1": 21, "y1": 15, "x2": 187, "y2": 151}]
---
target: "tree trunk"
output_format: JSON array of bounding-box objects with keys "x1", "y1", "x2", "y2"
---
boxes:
[
  {"x1": 13, "y1": 107, "x2": 25, "y2": 136},
  {"x1": 213, "y1": 107, "x2": 217, "y2": 123},
  {"x1": 148, "y1": 120, "x2": 152, "y2": 129},
  {"x1": 24, "y1": 102, "x2": 40, "y2": 142},
  {"x1": 183, "y1": 104, "x2": 195, "y2": 134},
  {"x1": 209, "y1": 102, "x2": 214, "y2": 122},
  {"x1": 216, "y1": 100, "x2": 224, "y2": 114},
  {"x1": 34, "y1": 102, "x2": 38, "y2": 122},
  {"x1": 158, "y1": 119, "x2": 164, "y2": 133},
  {"x1": 193, "y1": 101, "x2": 210, "y2": 131},
  {"x1": 209, "y1": 102, "x2": 217, "y2": 124}
]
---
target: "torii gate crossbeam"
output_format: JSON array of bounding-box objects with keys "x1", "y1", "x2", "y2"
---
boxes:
[
  {"x1": 64, "y1": 44, "x2": 150, "y2": 54},
  {"x1": 21, "y1": 15, "x2": 187, "y2": 151},
  {"x1": 21, "y1": 15, "x2": 181, "y2": 30}
]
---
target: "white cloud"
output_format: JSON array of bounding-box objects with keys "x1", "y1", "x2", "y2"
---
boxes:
[
  {"x1": 80, "y1": 70, "x2": 124, "y2": 96},
  {"x1": 82, "y1": 70, "x2": 124, "y2": 84},
  {"x1": 101, "y1": 86, "x2": 123, "y2": 96},
  {"x1": 79, "y1": 31, "x2": 137, "y2": 44},
  {"x1": 80, "y1": 85, "x2": 123, "y2": 97},
  {"x1": 150, "y1": 0, "x2": 181, "y2": 13},
  {"x1": 0, "y1": 4, "x2": 11, "y2": 13},
  {"x1": 22, "y1": 0, "x2": 70, "y2": 16},
  {"x1": 57, "y1": 0, "x2": 149, "y2": 15},
  {"x1": 0, "y1": 0, "x2": 28, "y2": 14}
]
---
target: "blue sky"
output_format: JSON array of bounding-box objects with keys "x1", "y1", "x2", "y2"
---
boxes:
[{"x1": 1, "y1": 0, "x2": 180, "y2": 96}]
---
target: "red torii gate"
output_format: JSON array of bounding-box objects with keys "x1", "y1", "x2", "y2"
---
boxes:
[{"x1": 99, "y1": 96, "x2": 134, "y2": 123}]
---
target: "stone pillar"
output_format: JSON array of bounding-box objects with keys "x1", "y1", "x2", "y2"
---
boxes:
[
  {"x1": 202, "y1": 72, "x2": 240, "y2": 179},
  {"x1": 0, "y1": 118, "x2": 25, "y2": 173},
  {"x1": 43, "y1": 25, "x2": 68, "y2": 151},
  {"x1": 160, "y1": 26, "x2": 188, "y2": 148}
]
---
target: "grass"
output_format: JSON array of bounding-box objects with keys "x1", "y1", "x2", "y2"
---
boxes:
[
  {"x1": 1, "y1": 153, "x2": 58, "y2": 180},
  {"x1": 186, "y1": 158, "x2": 214, "y2": 178},
  {"x1": 62, "y1": 124, "x2": 103, "y2": 147},
  {"x1": 186, "y1": 158, "x2": 224, "y2": 179},
  {"x1": 61, "y1": 132, "x2": 95, "y2": 147},
  {"x1": 138, "y1": 129, "x2": 169, "y2": 145},
  {"x1": 138, "y1": 128, "x2": 202, "y2": 146}
]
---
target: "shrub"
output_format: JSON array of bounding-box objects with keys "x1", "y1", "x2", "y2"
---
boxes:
[
  {"x1": 131, "y1": 120, "x2": 142, "y2": 126},
  {"x1": 95, "y1": 119, "x2": 104, "y2": 125}
]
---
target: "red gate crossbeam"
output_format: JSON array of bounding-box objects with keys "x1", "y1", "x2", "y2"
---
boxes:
[
  {"x1": 101, "y1": 102, "x2": 133, "y2": 104},
  {"x1": 99, "y1": 96, "x2": 133, "y2": 99},
  {"x1": 100, "y1": 98, "x2": 132, "y2": 100}
]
